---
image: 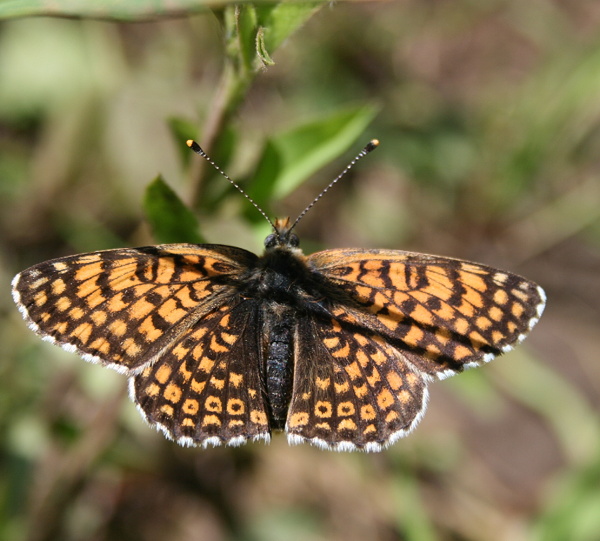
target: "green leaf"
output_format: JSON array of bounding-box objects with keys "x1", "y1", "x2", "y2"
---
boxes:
[
  {"x1": 255, "y1": 3, "x2": 323, "y2": 59},
  {"x1": 225, "y1": 3, "x2": 323, "y2": 72},
  {"x1": 0, "y1": 0, "x2": 338, "y2": 22},
  {"x1": 0, "y1": 0, "x2": 210, "y2": 20},
  {"x1": 144, "y1": 175, "x2": 204, "y2": 244},
  {"x1": 255, "y1": 26, "x2": 275, "y2": 66},
  {"x1": 248, "y1": 104, "x2": 379, "y2": 209}
]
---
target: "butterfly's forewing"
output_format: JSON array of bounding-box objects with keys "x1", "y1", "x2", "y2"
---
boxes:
[
  {"x1": 12, "y1": 244, "x2": 257, "y2": 373},
  {"x1": 131, "y1": 300, "x2": 271, "y2": 447},
  {"x1": 286, "y1": 315, "x2": 427, "y2": 451},
  {"x1": 307, "y1": 249, "x2": 546, "y2": 379}
]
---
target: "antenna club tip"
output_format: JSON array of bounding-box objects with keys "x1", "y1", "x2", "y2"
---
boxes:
[
  {"x1": 187, "y1": 139, "x2": 204, "y2": 154},
  {"x1": 366, "y1": 139, "x2": 380, "y2": 151}
]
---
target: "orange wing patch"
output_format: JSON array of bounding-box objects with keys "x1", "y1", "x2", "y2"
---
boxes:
[
  {"x1": 308, "y1": 249, "x2": 545, "y2": 378},
  {"x1": 12, "y1": 245, "x2": 257, "y2": 372},
  {"x1": 131, "y1": 302, "x2": 270, "y2": 447},
  {"x1": 286, "y1": 317, "x2": 426, "y2": 451}
]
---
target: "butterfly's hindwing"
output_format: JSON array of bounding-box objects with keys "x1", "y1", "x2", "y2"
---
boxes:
[
  {"x1": 286, "y1": 314, "x2": 427, "y2": 451},
  {"x1": 131, "y1": 299, "x2": 270, "y2": 447}
]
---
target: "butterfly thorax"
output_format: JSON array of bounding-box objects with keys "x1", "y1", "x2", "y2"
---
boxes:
[{"x1": 237, "y1": 218, "x2": 311, "y2": 305}]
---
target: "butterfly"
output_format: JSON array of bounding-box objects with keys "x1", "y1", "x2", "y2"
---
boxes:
[{"x1": 12, "y1": 139, "x2": 546, "y2": 452}]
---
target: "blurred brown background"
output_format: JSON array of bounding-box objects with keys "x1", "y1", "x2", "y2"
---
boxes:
[{"x1": 1, "y1": 1, "x2": 599, "y2": 540}]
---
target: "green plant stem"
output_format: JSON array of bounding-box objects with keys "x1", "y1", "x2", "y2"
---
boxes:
[
  {"x1": 187, "y1": 62, "x2": 239, "y2": 208},
  {"x1": 188, "y1": 6, "x2": 258, "y2": 209}
]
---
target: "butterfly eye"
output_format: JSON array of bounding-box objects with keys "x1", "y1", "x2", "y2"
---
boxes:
[
  {"x1": 289, "y1": 234, "x2": 300, "y2": 248},
  {"x1": 264, "y1": 233, "x2": 277, "y2": 248}
]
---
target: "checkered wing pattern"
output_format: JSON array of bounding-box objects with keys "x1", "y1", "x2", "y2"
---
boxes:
[
  {"x1": 12, "y1": 244, "x2": 272, "y2": 447},
  {"x1": 284, "y1": 248, "x2": 546, "y2": 450},
  {"x1": 287, "y1": 315, "x2": 427, "y2": 452},
  {"x1": 11, "y1": 244, "x2": 257, "y2": 373},
  {"x1": 12, "y1": 239, "x2": 546, "y2": 451},
  {"x1": 130, "y1": 302, "x2": 270, "y2": 446}
]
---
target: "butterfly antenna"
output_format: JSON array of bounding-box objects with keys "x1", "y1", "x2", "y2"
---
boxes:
[
  {"x1": 187, "y1": 140, "x2": 276, "y2": 230},
  {"x1": 289, "y1": 139, "x2": 380, "y2": 233}
]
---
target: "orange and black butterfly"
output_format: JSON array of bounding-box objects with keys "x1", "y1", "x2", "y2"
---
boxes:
[{"x1": 12, "y1": 140, "x2": 545, "y2": 452}]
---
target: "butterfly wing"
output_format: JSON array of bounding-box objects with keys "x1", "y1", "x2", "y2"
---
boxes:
[
  {"x1": 285, "y1": 248, "x2": 546, "y2": 451},
  {"x1": 12, "y1": 244, "x2": 257, "y2": 373},
  {"x1": 307, "y1": 248, "x2": 546, "y2": 378},
  {"x1": 286, "y1": 314, "x2": 427, "y2": 451},
  {"x1": 130, "y1": 300, "x2": 271, "y2": 447}
]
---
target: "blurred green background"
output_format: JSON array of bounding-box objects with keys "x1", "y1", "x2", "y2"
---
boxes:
[{"x1": 1, "y1": 1, "x2": 600, "y2": 540}]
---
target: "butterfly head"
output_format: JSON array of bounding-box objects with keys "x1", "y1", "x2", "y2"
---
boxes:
[{"x1": 264, "y1": 217, "x2": 300, "y2": 251}]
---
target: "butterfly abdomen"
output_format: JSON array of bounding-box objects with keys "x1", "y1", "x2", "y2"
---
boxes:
[{"x1": 263, "y1": 306, "x2": 296, "y2": 430}]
